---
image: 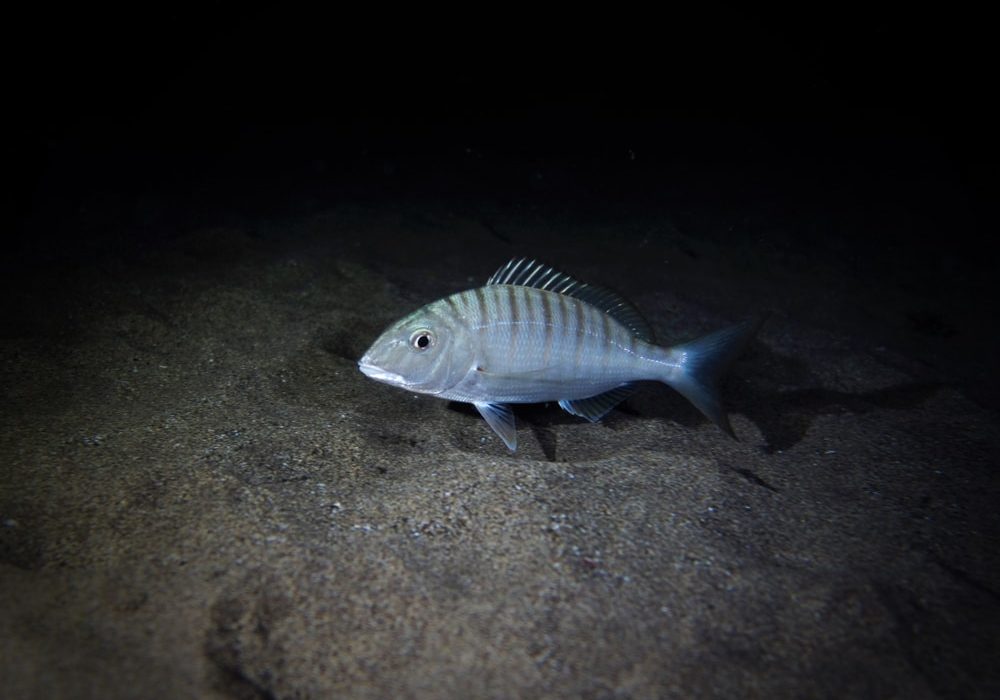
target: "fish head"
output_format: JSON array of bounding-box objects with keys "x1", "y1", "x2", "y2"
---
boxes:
[{"x1": 358, "y1": 298, "x2": 474, "y2": 396}]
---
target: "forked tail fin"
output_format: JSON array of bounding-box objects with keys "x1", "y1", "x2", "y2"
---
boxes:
[{"x1": 663, "y1": 318, "x2": 762, "y2": 437}]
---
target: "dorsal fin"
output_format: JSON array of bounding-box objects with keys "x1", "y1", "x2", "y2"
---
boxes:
[{"x1": 487, "y1": 258, "x2": 654, "y2": 342}]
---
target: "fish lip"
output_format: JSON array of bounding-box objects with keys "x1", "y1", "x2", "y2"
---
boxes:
[
  {"x1": 357, "y1": 361, "x2": 405, "y2": 385},
  {"x1": 357, "y1": 360, "x2": 448, "y2": 395}
]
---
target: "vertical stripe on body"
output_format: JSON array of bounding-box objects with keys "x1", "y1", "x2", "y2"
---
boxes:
[
  {"x1": 506, "y1": 285, "x2": 520, "y2": 348},
  {"x1": 541, "y1": 290, "x2": 555, "y2": 364},
  {"x1": 560, "y1": 295, "x2": 579, "y2": 367},
  {"x1": 554, "y1": 291, "x2": 568, "y2": 345},
  {"x1": 600, "y1": 311, "x2": 613, "y2": 370},
  {"x1": 474, "y1": 287, "x2": 488, "y2": 324},
  {"x1": 573, "y1": 298, "x2": 586, "y2": 367},
  {"x1": 445, "y1": 294, "x2": 461, "y2": 317}
]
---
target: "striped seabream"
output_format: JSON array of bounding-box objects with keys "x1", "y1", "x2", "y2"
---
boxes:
[{"x1": 358, "y1": 258, "x2": 760, "y2": 451}]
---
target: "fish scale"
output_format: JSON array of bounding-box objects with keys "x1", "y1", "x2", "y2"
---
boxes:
[
  {"x1": 438, "y1": 285, "x2": 648, "y2": 403},
  {"x1": 358, "y1": 258, "x2": 760, "y2": 451}
]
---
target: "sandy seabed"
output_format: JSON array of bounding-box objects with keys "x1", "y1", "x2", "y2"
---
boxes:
[{"x1": 2, "y1": 198, "x2": 998, "y2": 699}]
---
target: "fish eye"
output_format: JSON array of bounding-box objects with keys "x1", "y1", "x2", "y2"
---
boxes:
[{"x1": 409, "y1": 329, "x2": 435, "y2": 351}]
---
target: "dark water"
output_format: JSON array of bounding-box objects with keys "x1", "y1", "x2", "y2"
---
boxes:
[
  {"x1": 12, "y1": 9, "x2": 994, "y2": 403},
  {"x1": 4, "y1": 8, "x2": 998, "y2": 699}
]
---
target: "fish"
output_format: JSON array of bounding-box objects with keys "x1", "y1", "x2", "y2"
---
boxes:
[{"x1": 358, "y1": 258, "x2": 760, "y2": 451}]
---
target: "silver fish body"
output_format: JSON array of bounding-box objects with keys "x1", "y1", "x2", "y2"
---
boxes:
[
  {"x1": 358, "y1": 258, "x2": 759, "y2": 451},
  {"x1": 429, "y1": 285, "x2": 668, "y2": 403}
]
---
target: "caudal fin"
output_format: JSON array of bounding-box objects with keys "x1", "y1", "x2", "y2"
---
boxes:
[{"x1": 663, "y1": 318, "x2": 762, "y2": 437}]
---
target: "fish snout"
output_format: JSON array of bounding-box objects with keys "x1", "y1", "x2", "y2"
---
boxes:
[{"x1": 357, "y1": 359, "x2": 406, "y2": 386}]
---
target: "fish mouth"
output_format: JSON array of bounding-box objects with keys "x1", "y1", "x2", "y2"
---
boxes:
[
  {"x1": 357, "y1": 361, "x2": 406, "y2": 386},
  {"x1": 358, "y1": 359, "x2": 447, "y2": 395}
]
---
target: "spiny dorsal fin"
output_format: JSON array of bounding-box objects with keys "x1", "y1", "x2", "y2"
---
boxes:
[{"x1": 487, "y1": 258, "x2": 654, "y2": 342}]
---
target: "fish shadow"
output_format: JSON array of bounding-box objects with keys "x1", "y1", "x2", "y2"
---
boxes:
[
  {"x1": 627, "y1": 377, "x2": 943, "y2": 455},
  {"x1": 446, "y1": 401, "x2": 582, "y2": 459},
  {"x1": 450, "y1": 343, "x2": 945, "y2": 457},
  {"x1": 747, "y1": 380, "x2": 943, "y2": 453},
  {"x1": 628, "y1": 343, "x2": 944, "y2": 454}
]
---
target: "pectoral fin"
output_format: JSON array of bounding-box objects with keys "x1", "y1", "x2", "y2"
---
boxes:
[{"x1": 474, "y1": 402, "x2": 518, "y2": 451}]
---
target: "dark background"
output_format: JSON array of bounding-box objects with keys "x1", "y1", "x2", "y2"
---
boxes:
[{"x1": 6, "y1": 6, "x2": 996, "y2": 400}]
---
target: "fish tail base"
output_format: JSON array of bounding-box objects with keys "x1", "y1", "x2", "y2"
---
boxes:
[{"x1": 661, "y1": 318, "x2": 761, "y2": 436}]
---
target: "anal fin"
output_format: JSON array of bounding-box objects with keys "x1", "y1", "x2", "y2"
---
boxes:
[
  {"x1": 558, "y1": 384, "x2": 636, "y2": 422},
  {"x1": 474, "y1": 402, "x2": 518, "y2": 451}
]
